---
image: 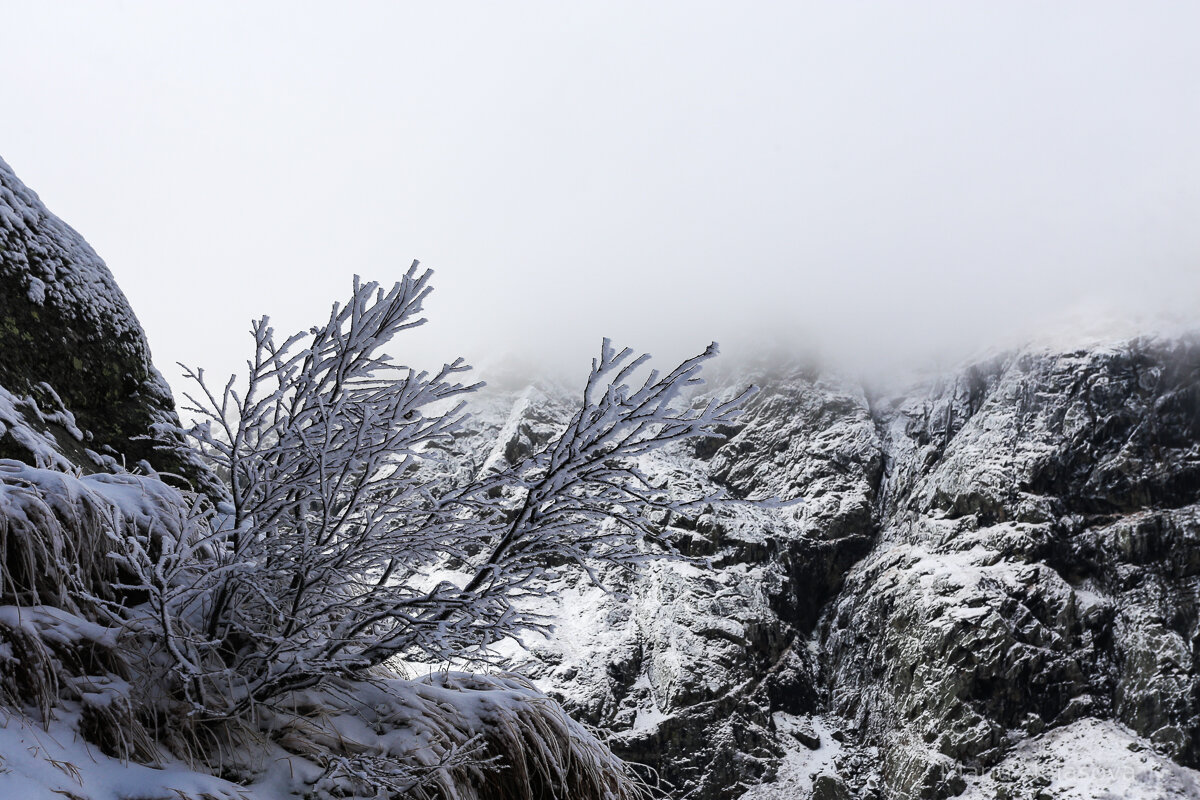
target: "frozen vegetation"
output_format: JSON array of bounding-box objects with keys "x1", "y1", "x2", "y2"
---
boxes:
[{"x1": 0, "y1": 157, "x2": 736, "y2": 798}]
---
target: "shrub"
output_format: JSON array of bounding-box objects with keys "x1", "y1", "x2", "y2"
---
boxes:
[{"x1": 117, "y1": 261, "x2": 750, "y2": 727}]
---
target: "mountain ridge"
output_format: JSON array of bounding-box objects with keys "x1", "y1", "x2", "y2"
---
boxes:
[{"x1": 477, "y1": 334, "x2": 1200, "y2": 799}]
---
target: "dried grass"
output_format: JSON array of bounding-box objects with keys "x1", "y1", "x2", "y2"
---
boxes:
[
  {"x1": 0, "y1": 462, "x2": 160, "y2": 761},
  {"x1": 0, "y1": 460, "x2": 650, "y2": 799},
  {"x1": 0, "y1": 461, "x2": 122, "y2": 610}
]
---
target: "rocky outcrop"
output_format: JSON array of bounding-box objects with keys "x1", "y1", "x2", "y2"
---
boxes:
[
  {"x1": 483, "y1": 336, "x2": 1200, "y2": 799},
  {"x1": 485, "y1": 366, "x2": 884, "y2": 797},
  {"x1": 822, "y1": 338, "x2": 1200, "y2": 798},
  {"x1": 0, "y1": 157, "x2": 211, "y2": 491}
]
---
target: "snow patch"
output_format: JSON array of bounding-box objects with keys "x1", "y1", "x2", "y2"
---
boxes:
[
  {"x1": 25, "y1": 276, "x2": 45, "y2": 304},
  {"x1": 738, "y1": 714, "x2": 843, "y2": 799},
  {"x1": 962, "y1": 717, "x2": 1200, "y2": 800},
  {"x1": 0, "y1": 710, "x2": 257, "y2": 800}
]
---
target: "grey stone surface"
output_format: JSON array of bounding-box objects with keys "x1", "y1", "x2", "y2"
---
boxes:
[
  {"x1": 0, "y1": 157, "x2": 215, "y2": 493},
  {"x1": 480, "y1": 337, "x2": 1200, "y2": 799}
]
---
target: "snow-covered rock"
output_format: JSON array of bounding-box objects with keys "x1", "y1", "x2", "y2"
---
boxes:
[
  {"x1": 0, "y1": 157, "x2": 212, "y2": 491},
  {"x1": 477, "y1": 336, "x2": 1200, "y2": 799},
  {"x1": 960, "y1": 718, "x2": 1200, "y2": 800}
]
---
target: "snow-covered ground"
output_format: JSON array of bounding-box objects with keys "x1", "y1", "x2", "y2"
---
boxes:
[
  {"x1": 738, "y1": 714, "x2": 843, "y2": 799},
  {"x1": 0, "y1": 710, "x2": 261, "y2": 800},
  {"x1": 962, "y1": 718, "x2": 1200, "y2": 800}
]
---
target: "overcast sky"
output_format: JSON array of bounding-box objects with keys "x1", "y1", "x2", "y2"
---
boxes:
[{"x1": 3, "y1": 2, "x2": 1199, "y2": 393}]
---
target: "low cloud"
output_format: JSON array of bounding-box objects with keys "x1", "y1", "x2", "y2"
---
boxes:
[{"x1": 2, "y1": 2, "x2": 1197, "y2": 393}]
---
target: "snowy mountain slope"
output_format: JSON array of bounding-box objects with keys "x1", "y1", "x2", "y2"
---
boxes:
[
  {"x1": 440, "y1": 365, "x2": 877, "y2": 797},
  {"x1": 470, "y1": 336, "x2": 1200, "y2": 800}
]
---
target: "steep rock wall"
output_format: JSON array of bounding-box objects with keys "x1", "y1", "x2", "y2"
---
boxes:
[{"x1": 485, "y1": 337, "x2": 1200, "y2": 800}]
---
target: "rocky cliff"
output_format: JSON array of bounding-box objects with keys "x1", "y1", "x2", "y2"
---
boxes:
[{"x1": 478, "y1": 337, "x2": 1200, "y2": 800}]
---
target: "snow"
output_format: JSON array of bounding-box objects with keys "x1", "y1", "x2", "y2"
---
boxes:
[
  {"x1": 0, "y1": 666, "x2": 633, "y2": 800},
  {"x1": 0, "y1": 710, "x2": 259, "y2": 800},
  {"x1": 539, "y1": 578, "x2": 633, "y2": 666},
  {"x1": 738, "y1": 714, "x2": 843, "y2": 799},
  {"x1": 0, "y1": 605, "x2": 118, "y2": 651},
  {"x1": 961, "y1": 717, "x2": 1200, "y2": 800},
  {"x1": 628, "y1": 672, "x2": 670, "y2": 733},
  {"x1": 0, "y1": 385, "x2": 81, "y2": 470},
  {"x1": 26, "y1": 276, "x2": 45, "y2": 304}
]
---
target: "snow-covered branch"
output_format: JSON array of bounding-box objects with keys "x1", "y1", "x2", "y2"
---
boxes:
[{"x1": 115, "y1": 263, "x2": 751, "y2": 720}]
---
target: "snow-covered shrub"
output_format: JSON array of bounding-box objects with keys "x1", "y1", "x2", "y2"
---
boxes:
[
  {"x1": 120, "y1": 262, "x2": 748, "y2": 723},
  {"x1": 265, "y1": 672, "x2": 647, "y2": 800},
  {"x1": 76, "y1": 262, "x2": 748, "y2": 794}
]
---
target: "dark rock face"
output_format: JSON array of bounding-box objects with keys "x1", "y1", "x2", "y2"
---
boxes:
[
  {"x1": 0, "y1": 157, "x2": 211, "y2": 490},
  {"x1": 486, "y1": 367, "x2": 886, "y2": 798},
  {"x1": 492, "y1": 336, "x2": 1200, "y2": 799},
  {"x1": 828, "y1": 339, "x2": 1200, "y2": 797}
]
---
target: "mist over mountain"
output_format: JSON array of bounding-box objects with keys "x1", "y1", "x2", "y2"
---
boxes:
[{"x1": 3, "y1": 3, "x2": 1198, "y2": 399}]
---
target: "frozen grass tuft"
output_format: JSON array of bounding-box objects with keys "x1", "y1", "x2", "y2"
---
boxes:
[{"x1": 0, "y1": 459, "x2": 653, "y2": 798}]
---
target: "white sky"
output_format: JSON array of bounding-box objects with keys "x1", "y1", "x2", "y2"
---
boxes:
[{"x1": 3, "y1": 2, "x2": 1199, "y2": 393}]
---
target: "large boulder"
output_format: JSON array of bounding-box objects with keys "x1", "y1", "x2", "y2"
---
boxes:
[{"x1": 0, "y1": 157, "x2": 211, "y2": 491}]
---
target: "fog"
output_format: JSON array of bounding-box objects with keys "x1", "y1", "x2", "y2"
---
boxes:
[{"x1": 3, "y1": 2, "x2": 1199, "y2": 393}]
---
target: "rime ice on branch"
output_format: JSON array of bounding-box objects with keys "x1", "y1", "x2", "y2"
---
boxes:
[{"x1": 118, "y1": 261, "x2": 751, "y2": 720}]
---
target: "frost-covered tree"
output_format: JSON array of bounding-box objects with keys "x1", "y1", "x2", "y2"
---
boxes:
[{"x1": 115, "y1": 262, "x2": 751, "y2": 722}]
